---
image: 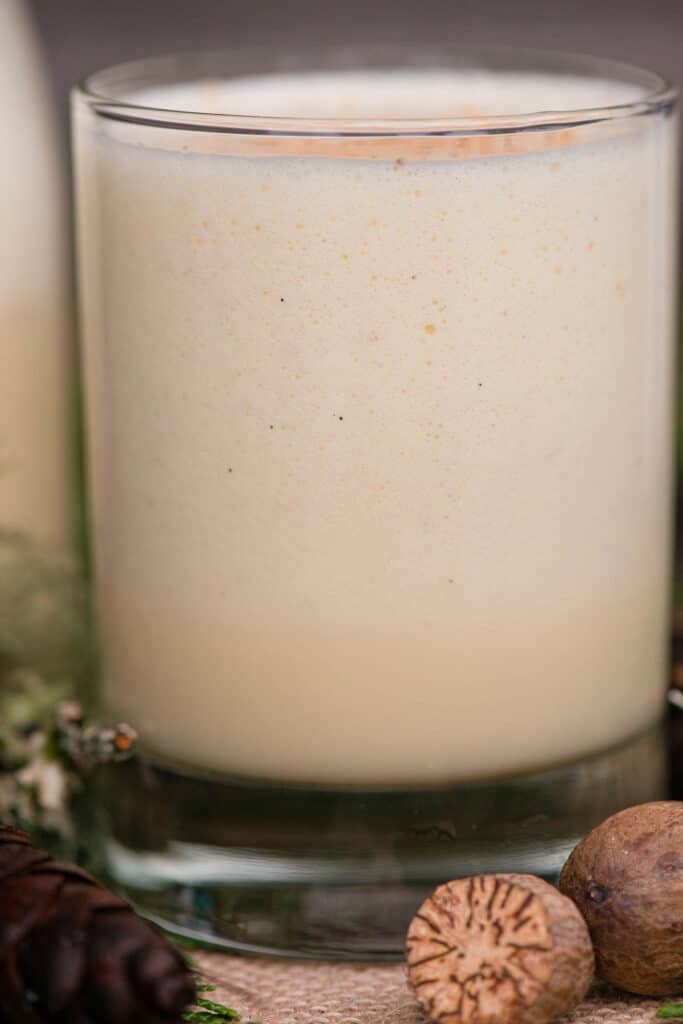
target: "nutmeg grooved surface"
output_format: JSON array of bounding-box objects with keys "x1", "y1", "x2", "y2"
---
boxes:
[{"x1": 406, "y1": 875, "x2": 594, "y2": 1024}]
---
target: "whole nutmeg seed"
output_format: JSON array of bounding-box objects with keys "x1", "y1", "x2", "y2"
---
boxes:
[
  {"x1": 559, "y1": 801, "x2": 683, "y2": 996},
  {"x1": 406, "y1": 873, "x2": 594, "y2": 1024}
]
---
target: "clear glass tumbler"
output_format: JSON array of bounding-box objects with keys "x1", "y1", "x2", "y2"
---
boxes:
[{"x1": 72, "y1": 48, "x2": 678, "y2": 959}]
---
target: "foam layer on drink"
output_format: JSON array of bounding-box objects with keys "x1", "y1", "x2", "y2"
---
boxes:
[
  {"x1": 76, "y1": 69, "x2": 677, "y2": 783},
  {"x1": 131, "y1": 67, "x2": 644, "y2": 118}
]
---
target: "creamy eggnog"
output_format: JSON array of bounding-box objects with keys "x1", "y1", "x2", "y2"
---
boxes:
[
  {"x1": 74, "y1": 64, "x2": 677, "y2": 785},
  {"x1": 1, "y1": 0, "x2": 74, "y2": 550}
]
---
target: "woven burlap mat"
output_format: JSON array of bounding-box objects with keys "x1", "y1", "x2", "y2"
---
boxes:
[{"x1": 195, "y1": 952, "x2": 674, "y2": 1024}]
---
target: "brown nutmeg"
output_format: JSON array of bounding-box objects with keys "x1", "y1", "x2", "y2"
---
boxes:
[
  {"x1": 559, "y1": 801, "x2": 683, "y2": 996},
  {"x1": 406, "y1": 874, "x2": 594, "y2": 1024}
]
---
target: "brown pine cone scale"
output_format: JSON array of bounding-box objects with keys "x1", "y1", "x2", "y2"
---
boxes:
[{"x1": 0, "y1": 825, "x2": 195, "y2": 1023}]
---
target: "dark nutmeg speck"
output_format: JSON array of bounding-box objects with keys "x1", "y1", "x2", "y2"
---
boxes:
[{"x1": 586, "y1": 884, "x2": 609, "y2": 904}]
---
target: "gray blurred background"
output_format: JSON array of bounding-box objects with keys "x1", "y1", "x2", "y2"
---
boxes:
[{"x1": 27, "y1": 0, "x2": 683, "y2": 105}]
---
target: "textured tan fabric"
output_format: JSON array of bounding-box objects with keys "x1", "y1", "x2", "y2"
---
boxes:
[{"x1": 195, "y1": 952, "x2": 675, "y2": 1024}]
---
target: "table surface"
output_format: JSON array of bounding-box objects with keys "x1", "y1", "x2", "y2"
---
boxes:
[{"x1": 194, "y1": 951, "x2": 675, "y2": 1024}]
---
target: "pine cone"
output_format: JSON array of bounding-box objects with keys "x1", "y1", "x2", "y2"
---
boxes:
[{"x1": 0, "y1": 825, "x2": 195, "y2": 1023}]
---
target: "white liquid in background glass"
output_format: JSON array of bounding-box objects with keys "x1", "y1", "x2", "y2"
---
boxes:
[
  {"x1": 75, "y1": 68, "x2": 678, "y2": 784},
  {"x1": 0, "y1": 0, "x2": 74, "y2": 550}
]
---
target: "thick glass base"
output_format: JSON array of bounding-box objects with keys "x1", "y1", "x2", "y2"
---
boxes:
[{"x1": 103, "y1": 724, "x2": 666, "y2": 960}]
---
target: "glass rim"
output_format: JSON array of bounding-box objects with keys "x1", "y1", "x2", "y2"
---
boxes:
[{"x1": 74, "y1": 46, "x2": 677, "y2": 137}]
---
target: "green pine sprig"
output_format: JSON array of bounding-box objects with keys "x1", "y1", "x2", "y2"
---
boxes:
[
  {"x1": 183, "y1": 987, "x2": 240, "y2": 1020},
  {"x1": 180, "y1": 966, "x2": 261, "y2": 1024},
  {"x1": 657, "y1": 1007, "x2": 683, "y2": 1018}
]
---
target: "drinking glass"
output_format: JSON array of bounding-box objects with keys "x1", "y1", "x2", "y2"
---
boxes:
[{"x1": 72, "y1": 48, "x2": 678, "y2": 958}]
